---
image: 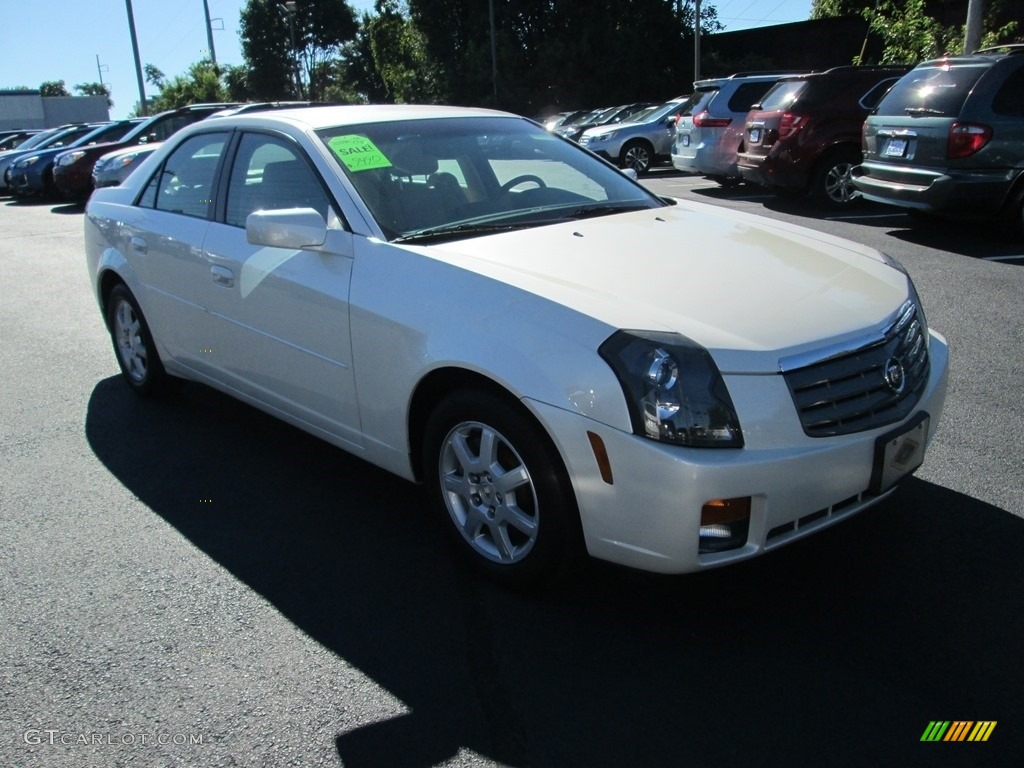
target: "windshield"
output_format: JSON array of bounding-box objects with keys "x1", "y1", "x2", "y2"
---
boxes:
[
  {"x1": 318, "y1": 116, "x2": 666, "y2": 242},
  {"x1": 874, "y1": 63, "x2": 988, "y2": 117}
]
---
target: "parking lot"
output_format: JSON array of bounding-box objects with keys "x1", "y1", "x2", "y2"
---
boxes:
[{"x1": 1, "y1": 179, "x2": 1022, "y2": 767}]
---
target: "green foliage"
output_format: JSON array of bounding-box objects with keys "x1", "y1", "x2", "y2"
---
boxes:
[
  {"x1": 147, "y1": 60, "x2": 228, "y2": 112},
  {"x1": 363, "y1": 0, "x2": 442, "y2": 103},
  {"x1": 239, "y1": 0, "x2": 359, "y2": 100},
  {"x1": 74, "y1": 82, "x2": 113, "y2": 108},
  {"x1": 39, "y1": 80, "x2": 70, "y2": 97},
  {"x1": 860, "y1": 0, "x2": 941, "y2": 63}
]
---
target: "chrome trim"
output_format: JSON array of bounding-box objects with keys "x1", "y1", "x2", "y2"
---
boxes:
[{"x1": 778, "y1": 300, "x2": 915, "y2": 373}]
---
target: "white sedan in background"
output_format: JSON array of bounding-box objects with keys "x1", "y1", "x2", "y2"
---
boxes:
[{"x1": 84, "y1": 105, "x2": 948, "y2": 586}]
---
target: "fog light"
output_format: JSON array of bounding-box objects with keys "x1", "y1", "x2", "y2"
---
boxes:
[{"x1": 699, "y1": 497, "x2": 751, "y2": 553}]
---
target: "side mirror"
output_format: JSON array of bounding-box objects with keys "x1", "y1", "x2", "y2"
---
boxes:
[
  {"x1": 246, "y1": 208, "x2": 327, "y2": 249},
  {"x1": 621, "y1": 168, "x2": 639, "y2": 181}
]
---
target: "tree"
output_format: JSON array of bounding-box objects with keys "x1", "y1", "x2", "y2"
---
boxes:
[
  {"x1": 814, "y1": 0, "x2": 1020, "y2": 61},
  {"x1": 362, "y1": 0, "x2": 442, "y2": 103},
  {"x1": 39, "y1": 80, "x2": 70, "y2": 97},
  {"x1": 239, "y1": 0, "x2": 359, "y2": 100},
  {"x1": 147, "y1": 59, "x2": 228, "y2": 112},
  {"x1": 75, "y1": 82, "x2": 113, "y2": 108}
]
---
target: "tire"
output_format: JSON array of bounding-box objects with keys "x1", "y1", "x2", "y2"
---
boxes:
[
  {"x1": 422, "y1": 389, "x2": 582, "y2": 587},
  {"x1": 619, "y1": 140, "x2": 654, "y2": 175},
  {"x1": 1000, "y1": 183, "x2": 1024, "y2": 240},
  {"x1": 811, "y1": 146, "x2": 862, "y2": 208},
  {"x1": 106, "y1": 284, "x2": 172, "y2": 396}
]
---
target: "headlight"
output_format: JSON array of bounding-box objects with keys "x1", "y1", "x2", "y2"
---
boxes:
[
  {"x1": 592, "y1": 131, "x2": 618, "y2": 142},
  {"x1": 57, "y1": 151, "x2": 86, "y2": 167},
  {"x1": 18, "y1": 155, "x2": 41, "y2": 167},
  {"x1": 599, "y1": 330, "x2": 744, "y2": 447},
  {"x1": 881, "y1": 251, "x2": 929, "y2": 347}
]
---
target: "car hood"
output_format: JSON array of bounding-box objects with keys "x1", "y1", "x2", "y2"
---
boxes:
[{"x1": 413, "y1": 200, "x2": 908, "y2": 373}]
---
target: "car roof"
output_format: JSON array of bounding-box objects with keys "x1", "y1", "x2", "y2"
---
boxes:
[{"x1": 205, "y1": 104, "x2": 509, "y2": 131}]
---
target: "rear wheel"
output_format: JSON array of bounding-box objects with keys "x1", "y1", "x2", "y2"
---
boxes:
[
  {"x1": 107, "y1": 284, "x2": 173, "y2": 396},
  {"x1": 422, "y1": 389, "x2": 582, "y2": 587},
  {"x1": 619, "y1": 140, "x2": 654, "y2": 175},
  {"x1": 811, "y1": 146, "x2": 862, "y2": 208}
]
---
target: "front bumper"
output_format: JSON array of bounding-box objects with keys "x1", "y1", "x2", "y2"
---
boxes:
[
  {"x1": 528, "y1": 330, "x2": 949, "y2": 574},
  {"x1": 52, "y1": 162, "x2": 94, "y2": 199}
]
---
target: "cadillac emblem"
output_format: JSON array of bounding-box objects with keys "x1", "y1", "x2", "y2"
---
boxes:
[{"x1": 883, "y1": 356, "x2": 906, "y2": 394}]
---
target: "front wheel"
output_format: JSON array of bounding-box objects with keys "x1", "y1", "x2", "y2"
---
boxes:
[
  {"x1": 422, "y1": 390, "x2": 582, "y2": 587},
  {"x1": 619, "y1": 141, "x2": 654, "y2": 175}
]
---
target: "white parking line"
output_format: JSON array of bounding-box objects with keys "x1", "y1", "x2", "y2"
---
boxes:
[
  {"x1": 983, "y1": 255, "x2": 1024, "y2": 262},
  {"x1": 824, "y1": 213, "x2": 907, "y2": 221}
]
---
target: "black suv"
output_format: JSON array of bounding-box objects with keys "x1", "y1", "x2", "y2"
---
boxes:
[
  {"x1": 737, "y1": 66, "x2": 908, "y2": 206},
  {"x1": 853, "y1": 46, "x2": 1024, "y2": 232}
]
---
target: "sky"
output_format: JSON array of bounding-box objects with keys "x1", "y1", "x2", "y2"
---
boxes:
[{"x1": 0, "y1": 0, "x2": 813, "y2": 120}]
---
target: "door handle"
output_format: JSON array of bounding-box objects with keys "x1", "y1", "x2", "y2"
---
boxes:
[
  {"x1": 130, "y1": 236, "x2": 147, "y2": 255},
  {"x1": 210, "y1": 265, "x2": 234, "y2": 287}
]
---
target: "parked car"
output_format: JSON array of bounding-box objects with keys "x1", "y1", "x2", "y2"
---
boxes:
[
  {"x1": 853, "y1": 46, "x2": 1024, "y2": 233},
  {"x1": 579, "y1": 96, "x2": 695, "y2": 173},
  {"x1": 673, "y1": 71, "x2": 807, "y2": 184},
  {"x1": 84, "y1": 105, "x2": 948, "y2": 586},
  {"x1": 7, "y1": 119, "x2": 142, "y2": 198},
  {"x1": 553, "y1": 107, "x2": 608, "y2": 139},
  {"x1": 556, "y1": 103, "x2": 657, "y2": 143},
  {"x1": 0, "y1": 124, "x2": 96, "y2": 194},
  {"x1": 92, "y1": 143, "x2": 161, "y2": 189},
  {"x1": 736, "y1": 66, "x2": 909, "y2": 207},
  {"x1": 0, "y1": 130, "x2": 41, "y2": 151},
  {"x1": 52, "y1": 102, "x2": 238, "y2": 200}
]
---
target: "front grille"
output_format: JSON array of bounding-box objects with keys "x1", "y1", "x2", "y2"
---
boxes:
[{"x1": 784, "y1": 302, "x2": 929, "y2": 437}]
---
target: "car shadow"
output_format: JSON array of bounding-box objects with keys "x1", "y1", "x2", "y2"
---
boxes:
[
  {"x1": 50, "y1": 202, "x2": 85, "y2": 215},
  {"x1": 85, "y1": 377, "x2": 1023, "y2": 767}
]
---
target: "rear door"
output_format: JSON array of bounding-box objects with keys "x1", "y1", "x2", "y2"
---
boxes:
[{"x1": 126, "y1": 130, "x2": 231, "y2": 369}]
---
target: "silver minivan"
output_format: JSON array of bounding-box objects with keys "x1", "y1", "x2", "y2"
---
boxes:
[{"x1": 673, "y1": 72, "x2": 806, "y2": 184}]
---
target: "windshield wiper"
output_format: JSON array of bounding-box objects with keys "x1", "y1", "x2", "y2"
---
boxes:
[
  {"x1": 904, "y1": 107, "x2": 947, "y2": 117},
  {"x1": 560, "y1": 202, "x2": 655, "y2": 220},
  {"x1": 392, "y1": 221, "x2": 538, "y2": 244}
]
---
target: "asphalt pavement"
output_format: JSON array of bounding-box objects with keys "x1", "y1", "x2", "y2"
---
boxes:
[{"x1": 1, "y1": 182, "x2": 1021, "y2": 768}]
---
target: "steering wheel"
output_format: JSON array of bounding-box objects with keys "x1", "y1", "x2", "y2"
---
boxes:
[{"x1": 500, "y1": 174, "x2": 547, "y2": 193}]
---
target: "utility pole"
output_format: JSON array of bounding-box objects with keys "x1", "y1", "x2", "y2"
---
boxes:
[
  {"x1": 964, "y1": 0, "x2": 984, "y2": 54},
  {"x1": 96, "y1": 55, "x2": 109, "y2": 87},
  {"x1": 124, "y1": 0, "x2": 147, "y2": 116},
  {"x1": 202, "y1": 0, "x2": 218, "y2": 67},
  {"x1": 489, "y1": 0, "x2": 498, "y2": 104},
  {"x1": 694, "y1": 0, "x2": 702, "y2": 82}
]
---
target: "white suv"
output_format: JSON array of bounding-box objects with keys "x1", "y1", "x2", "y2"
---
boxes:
[
  {"x1": 579, "y1": 97, "x2": 694, "y2": 174},
  {"x1": 673, "y1": 72, "x2": 806, "y2": 184}
]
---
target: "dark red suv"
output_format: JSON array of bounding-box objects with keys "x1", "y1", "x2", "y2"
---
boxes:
[{"x1": 736, "y1": 66, "x2": 909, "y2": 207}]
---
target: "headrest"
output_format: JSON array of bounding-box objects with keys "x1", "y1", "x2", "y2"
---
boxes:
[{"x1": 389, "y1": 144, "x2": 439, "y2": 176}]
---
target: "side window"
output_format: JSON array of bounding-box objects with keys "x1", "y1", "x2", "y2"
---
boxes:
[
  {"x1": 224, "y1": 132, "x2": 333, "y2": 227},
  {"x1": 992, "y1": 65, "x2": 1024, "y2": 117},
  {"x1": 144, "y1": 132, "x2": 229, "y2": 218},
  {"x1": 860, "y1": 78, "x2": 900, "y2": 110},
  {"x1": 727, "y1": 82, "x2": 776, "y2": 113},
  {"x1": 150, "y1": 115, "x2": 192, "y2": 143}
]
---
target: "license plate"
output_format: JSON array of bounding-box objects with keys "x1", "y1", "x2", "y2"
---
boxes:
[
  {"x1": 869, "y1": 413, "x2": 929, "y2": 494},
  {"x1": 883, "y1": 138, "x2": 908, "y2": 158},
  {"x1": 681, "y1": 135, "x2": 690, "y2": 147},
  {"x1": 749, "y1": 127, "x2": 761, "y2": 144}
]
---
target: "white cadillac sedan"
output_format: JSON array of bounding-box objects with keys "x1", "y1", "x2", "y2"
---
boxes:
[{"x1": 85, "y1": 105, "x2": 949, "y2": 586}]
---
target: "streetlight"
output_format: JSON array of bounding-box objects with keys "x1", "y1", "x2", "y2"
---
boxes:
[{"x1": 278, "y1": 1, "x2": 300, "y2": 98}]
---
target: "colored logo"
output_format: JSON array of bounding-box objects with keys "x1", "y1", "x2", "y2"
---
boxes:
[{"x1": 921, "y1": 721, "x2": 996, "y2": 742}]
